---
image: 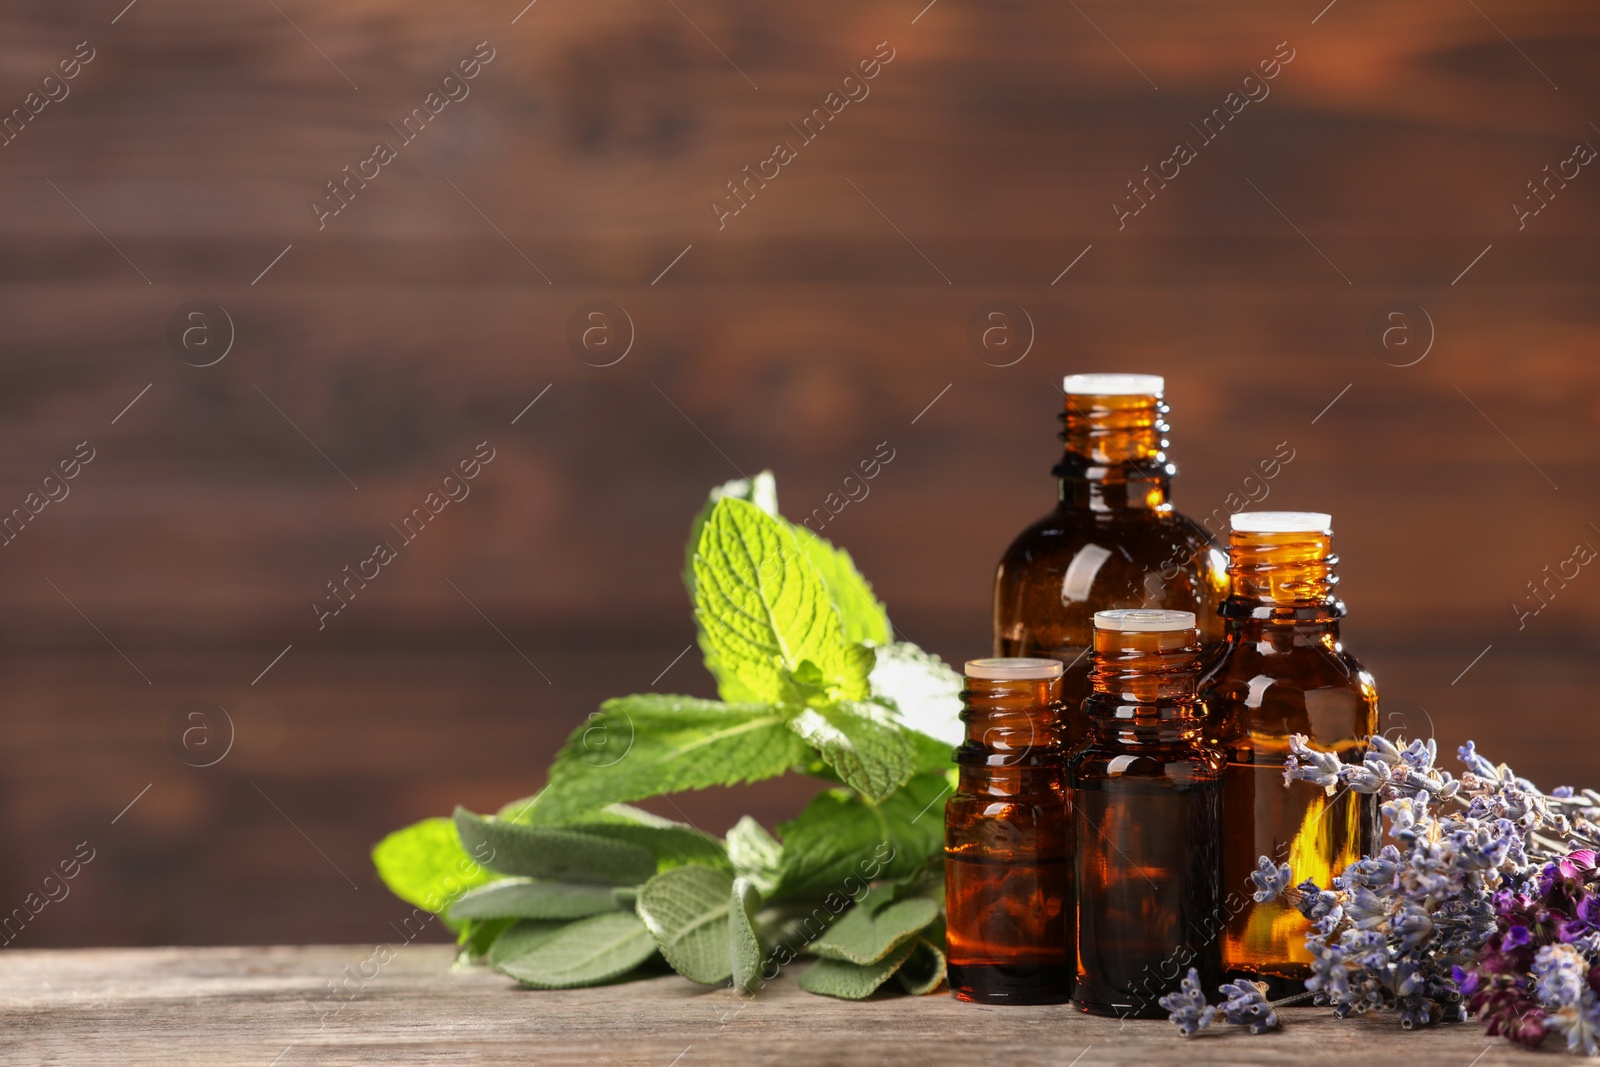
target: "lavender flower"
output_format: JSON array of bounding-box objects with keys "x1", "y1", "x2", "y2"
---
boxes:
[
  {"x1": 1159, "y1": 968, "x2": 1217, "y2": 1037},
  {"x1": 1251, "y1": 857, "x2": 1293, "y2": 903},
  {"x1": 1218, "y1": 978, "x2": 1281, "y2": 1034},
  {"x1": 1161, "y1": 969, "x2": 1281, "y2": 1037}
]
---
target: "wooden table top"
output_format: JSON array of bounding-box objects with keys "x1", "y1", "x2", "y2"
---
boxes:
[{"x1": 0, "y1": 945, "x2": 1534, "y2": 1065}]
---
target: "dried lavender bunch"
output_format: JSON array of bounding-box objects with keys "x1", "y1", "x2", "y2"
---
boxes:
[{"x1": 1245, "y1": 734, "x2": 1600, "y2": 1054}]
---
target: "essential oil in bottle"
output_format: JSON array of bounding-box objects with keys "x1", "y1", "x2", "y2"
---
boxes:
[
  {"x1": 993, "y1": 374, "x2": 1228, "y2": 751},
  {"x1": 945, "y1": 657, "x2": 1073, "y2": 1004},
  {"x1": 1068, "y1": 609, "x2": 1222, "y2": 1018},
  {"x1": 1201, "y1": 511, "x2": 1379, "y2": 998}
]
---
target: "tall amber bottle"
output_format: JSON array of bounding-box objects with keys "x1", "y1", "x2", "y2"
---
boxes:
[
  {"x1": 1201, "y1": 511, "x2": 1379, "y2": 997},
  {"x1": 994, "y1": 374, "x2": 1227, "y2": 751},
  {"x1": 1068, "y1": 609, "x2": 1222, "y2": 1018},
  {"x1": 945, "y1": 658, "x2": 1073, "y2": 1004}
]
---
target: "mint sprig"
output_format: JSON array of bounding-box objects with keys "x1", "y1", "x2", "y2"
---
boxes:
[{"x1": 374, "y1": 471, "x2": 960, "y2": 999}]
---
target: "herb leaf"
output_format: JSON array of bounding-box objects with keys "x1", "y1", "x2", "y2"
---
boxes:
[
  {"x1": 797, "y1": 941, "x2": 916, "y2": 1000},
  {"x1": 636, "y1": 865, "x2": 735, "y2": 985},
  {"x1": 811, "y1": 898, "x2": 939, "y2": 965},
  {"x1": 868, "y1": 642, "x2": 965, "y2": 749},
  {"x1": 894, "y1": 938, "x2": 947, "y2": 995},
  {"x1": 726, "y1": 816, "x2": 783, "y2": 897},
  {"x1": 693, "y1": 498, "x2": 868, "y2": 705},
  {"x1": 487, "y1": 919, "x2": 569, "y2": 970},
  {"x1": 789, "y1": 701, "x2": 916, "y2": 803},
  {"x1": 454, "y1": 808, "x2": 656, "y2": 886},
  {"x1": 770, "y1": 772, "x2": 949, "y2": 903},
  {"x1": 448, "y1": 878, "x2": 623, "y2": 921},
  {"x1": 729, "y1": 877, "x2": 764, "y2": 994},
  {"x1": 493, "y1": 912, "x2": 657, "y2": 989},
  {"x1": 793, "y1": 528, "x2": 891, "y2": 648},
  {"x1": 529, "y1": 696, "x2": 812, "y2": 823},
  {"x1": 372, "y1": 816, "x2": 494, "y2": 915},
  {"x1": 684, "y1": 472, "x2": 782, "y2": 703}
]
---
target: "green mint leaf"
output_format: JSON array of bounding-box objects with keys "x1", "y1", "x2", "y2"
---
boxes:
[
  {"x1": 636, "y1": 865, "x2": 735, "y2": 985},
  {"x1": 770, "y1": 772, "x2": 949, "y2": 903},
  {"x1": 454, "y1": 808, "x2": 655, "y2": 886},
  {"x1": 894, "y1": 938, "x2": 947, "y2": 996},
  {"x1": 793, "y1": 528, "x2": 891, "y2": 647},
  {"x1": 693, "y1": 498, "x2": 868, "y2": 705},
  {"x1": 529, "y1": 695, "x2": 811, "y2": 823},
  {"x1": 487, "y1": 919, "x2": 569, "y2": 970},
  {"x1": 869, "y1": 642, "x2": 965, "y2": 749},
  {"x1": 729, "y1": 877, "x2": 764, "y2": 994},
  {"x1": 811, "y1": 897, "x2": 938, "y2": 965},
  {"x1": 726, "y1": 816, "x2": 783, "y2": 898},
  {"x1": 684, "y1": 472, "x2": 782, "y2": 703},
  {"x1": 448, "y1": 878, "x2": 624, "y2": 921},
  {"x1": 797, "y1": 940, "x2": 915, "y2": 999},
  {"x1": 788, "y1": 701, "x2": 915, "y2": 803},
  {"x1": 372, "y1": 816, "x2": 495, "y2": 915},
  {"x1": 493, "y1": 912, "x2": 657, "y2": 989}
]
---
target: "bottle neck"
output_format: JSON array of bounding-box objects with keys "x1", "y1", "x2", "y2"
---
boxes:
[
  {"x1": 1221, "y1": 529, "x2": 1345, "y2": 624},
  {"x1": 1084, "y1": 629, "x2": 1202, "y2": 744},
  {"x1": 1053, "y1": 392, "x2": 1174, "y2": 514},
  {"x1": 959, "y1": 675, "x2": 1062, "y2": 752}
]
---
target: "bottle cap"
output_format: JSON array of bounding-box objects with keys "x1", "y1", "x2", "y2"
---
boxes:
[
  {"x1": 964, "y1": 657, "x2": 1064, "y2": 680},
  {"x1": 1231, "y1": 511, "x2": 1333, "y2": 534},
  {"x1": 1093, "y1": 608, "x2": 1196, "y2": 632},
  {"x1": 1062, "y1": 373, "x2": 1165, "y2": 397}
]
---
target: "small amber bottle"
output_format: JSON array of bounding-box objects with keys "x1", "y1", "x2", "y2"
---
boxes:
[
  {"x1": 1068, "y1": 609, "x2": 1223, "y2": 1018},
  {"x1": 945, "y1": 658, "x2": 1073, "y2": 1004},
  {"x1": 994, "y1": 374, "x2": 1228, "y2": 752},
  {"x1": 1202, "y1": 512, "x2": 1379, "y2": 997}
]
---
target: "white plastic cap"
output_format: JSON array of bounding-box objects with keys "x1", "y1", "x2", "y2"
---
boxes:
[
  {"x1": 964, "y1": 657, "x2": 1064, "y2": 680},
  {"x1": 1231, "y1": 511, "x2": 1333, "y2": 534},
  {"x1": 1093, "y1": 609, "x2": 1196, "y2": 633},
  {"x1": 1063, "y1": 373, "x2": 1165, "y2": 397}
]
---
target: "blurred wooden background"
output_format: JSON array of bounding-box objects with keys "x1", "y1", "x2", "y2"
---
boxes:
[{"x1": 0, "y1": 0, "x2": 1595, "y2": 946}]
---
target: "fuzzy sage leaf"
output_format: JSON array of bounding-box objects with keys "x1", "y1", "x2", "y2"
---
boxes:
[
  {"x1": 493, "y1": 912, "x2": 657, "y2": 989},
  {"x1": 453, "y1": 808, "x2": 655, "y2": 886},
  {"x1": 448, "y1": 878, "x2": 623, "y2": 921},
  {"x1": 636, "y1": 865, "x2": 735, "y2": 985}
]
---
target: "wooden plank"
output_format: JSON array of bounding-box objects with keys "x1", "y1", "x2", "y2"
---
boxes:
[{"x1": 0, "y1": 945, "x2": 1531, "y2": 1065}]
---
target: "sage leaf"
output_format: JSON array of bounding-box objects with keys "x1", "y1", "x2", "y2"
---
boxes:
[
  {"x1": 693, "y1": 498, "x2": 869, "y2": 706},
  {"x1": 811, "y1": 897, "x2": 939, "y2": 966},
  {"x1": 636, "y1": 865, "x2": 735, "y2": 986},
  {"x1": 494, "y1": 912, "x2": 657, "y2": 989},
  {"x1": 487, "y1": 919, "x2": 569, "y2": 970},
  {"x1": 528, "y1": 696, "x2": 811, "y2": 823},
  {"x1": 448, "y1": 878, "x2": 622, "y2": 921},
  {"x1": 798, "y1": 940, "x2": 915, "y2": 1000},
  {"x1": 454, "y1": 808, "x2": 655, "y2": 886},
  {"x1": 567, "y1": 819, "x2": 730, "y2": 872},
  {"x1": 726, "y1": 816, "x2": 783, "y2": 897},
  {"x1": 894, "y1": 937, "x2": 947, "y2": 996},
  {"x1": 789, "y1": 700, "x2": 916, "y2": 803},
  {"x1": 729, "y1": 877, "x2": 764, "y2": 994},
  {"x1": 770, "y1": 772, "x2": 948, "y2": 903}
]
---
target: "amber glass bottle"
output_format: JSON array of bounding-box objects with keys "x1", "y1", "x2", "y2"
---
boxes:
[
  {"x1": 1201, "y1": 511, "x2": 1379, "y2": 998},
  {"x1": 945, "y1": 658, "x2": 1072, "y2": 1004},
  {"x1": 994, "y1": 374, "x2": 1227, "y2": 751},
  {"x1": 1068, "y1": 609, "x2": 1222, "y2": 1018}
]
